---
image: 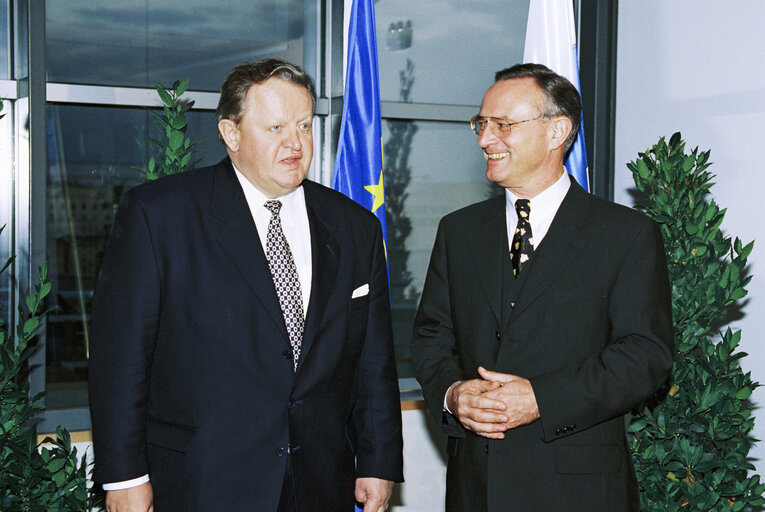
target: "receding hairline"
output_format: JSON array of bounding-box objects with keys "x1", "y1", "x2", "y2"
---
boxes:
[
  {"x1": 481, "y1": 77, "x2": 550, "y2": 113},
  {"x1": 216, "y1": 59, "x2": 316, "y2": 125},
  {"x1": 237, "y1": 76, "x2": 315, "y2": 115}
]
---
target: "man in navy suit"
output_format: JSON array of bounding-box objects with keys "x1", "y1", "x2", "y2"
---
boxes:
[
  {"x1": 89, "y1": 59, "x2": 403, "y2": 512},
  {"x1": 411, "y1": 63, "x2": 673, "y2": 511}
]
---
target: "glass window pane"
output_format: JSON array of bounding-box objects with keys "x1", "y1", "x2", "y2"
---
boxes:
[
  {"x1": 376, "y1": 0, "x2": 529, "y2": 106},
  {"x1": 45, "y1": 104, "x2": 225, "y2": 409},
  {"x1": 46, "y1": 0, "x2": 308, "y2": 90},
  {"x1": 0, "y1": 1, "x2": 9, "y2": 78},
  {"x1": 384, "y1": 119, "x2": 498, "y2": 379}
]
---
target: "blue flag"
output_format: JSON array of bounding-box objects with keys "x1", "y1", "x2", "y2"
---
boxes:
[
  {"x1": 332, "y1": 3, "x2": 388, "y2": 509},
  {"x1": 332, "y1": 0, "x2": 388, "y2": 250},
  {"x1": 524, "y1": 0, "x2": 590, "y2": 191}
]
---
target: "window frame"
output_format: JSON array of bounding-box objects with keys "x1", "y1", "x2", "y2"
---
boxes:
[{"x1": 7, "y1": 0, "x2": 618, "y2": 433}]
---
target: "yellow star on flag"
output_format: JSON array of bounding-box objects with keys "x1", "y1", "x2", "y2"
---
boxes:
[{"x1": 364, "y1": 170, "x2": 385, "y2": 213}]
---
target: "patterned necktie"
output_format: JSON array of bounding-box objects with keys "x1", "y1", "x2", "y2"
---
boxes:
[
  {"x1": 264, "y1": 200, "x2": 304, "y2": 372},
  {"x1": 510, "y1": 199, "x2": 533, "y2": 277}
]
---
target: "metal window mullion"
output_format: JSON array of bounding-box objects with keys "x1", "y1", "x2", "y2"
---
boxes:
[
  {"x1": 318, "y1": 0, "x2": 344, "y2": 188},
  {"x1": 380, "y1": 101, "x2": 477, "y2": 123},
  {"x1": 46, "y1": 83, "x2": 220, "y2": 110},
  {"x1": 16, "y1": 0, "x2": 47, "y2": 408}
]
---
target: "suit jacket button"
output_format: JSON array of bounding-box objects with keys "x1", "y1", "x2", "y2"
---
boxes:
[
  {"x1": 569, "y1": 424, "x2": 577, "y2": 431},
  {"x1": 510, "y1": 301, "x2": 516, "y2": 308},
  {"x1": 484, "y1": 444, "x2": 489, "y2": 454},
  {"x1": 495, "y1": 331, "x2": 501, "y2": 340},
  {"x1": 277, "y1": 447, "x2": 286, "y2": 456},
  {"x1": 288, "y1": 400, "x2": 296, "y2": 409},
  {"x1": 282, "y1": 350, "x2": 292, "y2": 360},
  {"x1": 555, "y1": 428, "x2": 562, "y2": 435}
]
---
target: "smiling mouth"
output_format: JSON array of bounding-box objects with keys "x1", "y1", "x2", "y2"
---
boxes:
[{"x1": 487, "y1": 151, "x2": 509, "y2": 160}]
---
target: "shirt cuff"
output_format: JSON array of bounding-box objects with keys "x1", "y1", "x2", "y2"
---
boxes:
[
  {"x1": 102, "y1": 474, "x2": 150, "y2": 491},
  {"x1": 443, "y1": 381, "x2": 459, "y2": 415}
]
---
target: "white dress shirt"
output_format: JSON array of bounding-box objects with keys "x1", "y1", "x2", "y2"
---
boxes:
[
  {"x1": 505, "y1": 171, "x2": 570, "y2": 252},
  {"x1": 103, "y1": 167, "x2": 313, "y2": 491},
  {"x1": 233, "y1": 166, "x2": 313, "y2": 315}
]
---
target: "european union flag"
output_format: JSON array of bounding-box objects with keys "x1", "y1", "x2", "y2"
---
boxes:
[
  {"x1": 332, "y1": 0, "x2": 388, "y2": 250},
  {"x1": 332, "y1": 2, "x2": 389, "y2": 509}
]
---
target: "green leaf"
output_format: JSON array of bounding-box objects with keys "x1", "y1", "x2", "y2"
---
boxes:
[
  {"x1": 0, "y1": 253, "x2": 14, "y2": 273},
  {"x1": 692, "y1": 244, "x2": 707, "y2": 257},
  {"x1": 168, "y1": 130, "x2": 183, "y2": 151},
  {"x1": 740, "y1": 240, "x2": 754, "y2": 259},
  {"x1": 51, "y1": 467, "x2": 67, "y2": 486},
  {"x1": 22, "y1": 316, "x2": 40, "y2": 338},
  {"x1": 39, "y1": 281, "x2": 51, "y2": 299},
  {"x1": 170, "y1": 114, "x2": 188, "y2": 130},
  {"x1": 636, "y1": 159, "x2": 650, "y2": 179},
  {"x1": 46, "y1": 456, "x2": 67, "y2": 472},
  {"x1": 730, "y1": 288, "x2": 747, "y2": 300},
  {"x1": 176, "y1": 78, "x2": 189, "y2": 96},
  {"x1": 156, "y1": 85, "x2": 173, "y2": 107},
  {"x1": 25, "y1": 292, "x2": 36, "y2": 313},
  {"x1": 628, "y1": 417, "x2": 650, "y2": 432},
  {"x1": 720, "y1": 265, "x2": 731, "y2": 288}
]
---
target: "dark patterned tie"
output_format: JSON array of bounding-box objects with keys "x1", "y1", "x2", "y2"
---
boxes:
[
  {"x1": 264, "y1": 200, "x2": 305, "y2": 372},
  {"x1": 510, "y1": 199, "x2": 533, "y2": 277}
]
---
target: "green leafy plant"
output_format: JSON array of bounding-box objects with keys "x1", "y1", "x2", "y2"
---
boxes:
[
  {"x1": 0, "y1": 232, "x2": 92, "y2": 511},
  {"x1": 137, "y1": 79, "x2": 200, "y2": 181},
  {"x1": 627, "y1": 133, "x2": 764, "y2": 510}
]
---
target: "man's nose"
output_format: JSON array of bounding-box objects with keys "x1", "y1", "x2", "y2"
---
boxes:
[
  {"x1": 477, "y1": 123, "x2": 499, "y2": 148},
  {"x1": 283, "y1": 128, "x2": 302, "y2": 150}
]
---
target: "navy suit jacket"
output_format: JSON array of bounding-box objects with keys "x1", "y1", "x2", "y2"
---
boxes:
[
  {"x1": 89, "y1": 159, "x2": 403, "y2": 511},
  {"x1": 412, "y1": 179, "x2": 673, "y2": 512}
]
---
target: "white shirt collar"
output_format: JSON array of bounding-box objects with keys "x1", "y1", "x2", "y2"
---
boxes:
[
  {"x1": 231, "y1": 162, "x2": 312, "y2": 316},
  {"x1": 505, "y1": 171, "x2": 571, "y2": 249},
  {"x1": 231, "y1": 164, "x2": 306, "y2": 213}
]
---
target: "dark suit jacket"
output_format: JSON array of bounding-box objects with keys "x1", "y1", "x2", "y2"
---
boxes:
[
  {"x1": 89, "y1": 159, "x2": 404, "y2": 511},
  {"x1": 411, "y1": 179, "x2": 673, "y2": 512}
]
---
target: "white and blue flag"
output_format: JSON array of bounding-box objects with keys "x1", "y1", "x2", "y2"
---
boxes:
[{"x1": 524, "y1": 0, "x2": 590, "y2": 191}]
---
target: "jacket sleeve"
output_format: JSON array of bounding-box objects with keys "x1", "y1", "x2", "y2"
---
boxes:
[
  {"x1": 530, "y1": 218, "x2": 674, "y2": 442},
  {"x1": 352, "y1": 221, "x2": 405, "y2": 482},
  {"x1": 410, "y1": 219, "x2": 467, "y2": 437},
  {"x1": 89, "y1": 190, "x2": 161, "y2": 484}
]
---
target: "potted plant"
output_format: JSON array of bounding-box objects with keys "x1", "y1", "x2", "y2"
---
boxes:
[{"x1": 627, "y1": 133, "x2": 764, "y2": 511}]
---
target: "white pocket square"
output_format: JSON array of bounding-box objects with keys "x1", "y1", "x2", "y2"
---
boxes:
[{"x1": 352, "y1": 284, "x2": 370, "y2": 298}]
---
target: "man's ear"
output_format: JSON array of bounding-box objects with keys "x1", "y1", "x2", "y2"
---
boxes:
[
  {"x1": 218, "y1": 119, "x2": 240, "y2": 152},
  {"x1": 548, "y1": 116, "x2": 573, "y2": 152}
]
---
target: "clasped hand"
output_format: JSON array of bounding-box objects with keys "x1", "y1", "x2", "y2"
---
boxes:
[{"x1": 445, "y1": 366, "x2": 540, "y2": 439}]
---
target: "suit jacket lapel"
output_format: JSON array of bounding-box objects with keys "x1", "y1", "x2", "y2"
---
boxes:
[
  {"x1": 470, "y1": 195, "x2": 506, "y2": 326},
  {"x1": 298, "y1": 182, "x2": 340, "y2": 370},
  {"x1": 508, "y1": 179, "x2": 592, "y2": 325},
  {"x1": 210, "y1": 160, "x2": 289, "y2": 342}
]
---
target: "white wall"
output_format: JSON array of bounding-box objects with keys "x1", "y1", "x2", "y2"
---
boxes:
[
  {"x1": 391, "y1": 408, "x2": 447, "y2": 511},
  {"x1": 614, "y1": 1, "x2": 765, "y2": 471}
]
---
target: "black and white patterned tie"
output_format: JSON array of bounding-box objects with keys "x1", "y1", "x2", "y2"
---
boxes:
[
  {"x1": 264, "y1": 200, "x2": 304, "y2": 371},
  {"x1": 510, "y1": 199, "x2": 533, "y2": 277}
]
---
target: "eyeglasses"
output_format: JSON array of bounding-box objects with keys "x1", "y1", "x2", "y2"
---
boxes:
[{"x1": 469, "y1": 115, "x2": 544, "y2": 137}]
